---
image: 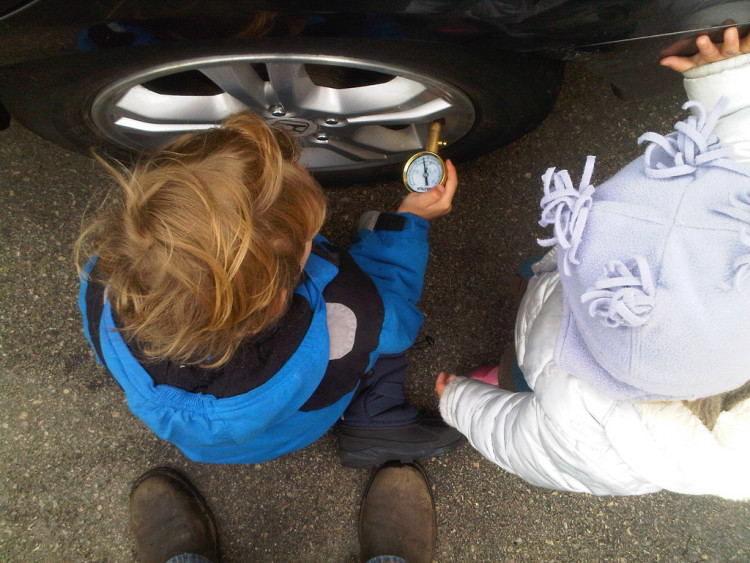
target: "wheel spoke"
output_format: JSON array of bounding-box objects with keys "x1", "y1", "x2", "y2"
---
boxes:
[
  {"x1": 298, "y1": 141, "x2": 389, "y2": 169},
  {"x1": 114, "y1": 85, "x2": 244, "y2": 123},
  {"x1": 113, "y1": 117, "x2": 216, "y2": 134},
  {"x1": 265, "y1": 62, "x2": 314, "y2": 110},
  {"x1": 323, "y1": 138, "x2": 390, "y2": 161},
  {"x1": 296, "y1": 76, "x2": 428, "y2": 116},
  {"x1": 347, "y1": 98, "x2": 452, "y2": 126},
  {"x1": 297, "y1": 146, "x2": 355, "y2": 168},
  {"x1": 199, "y1": 63, "x2": 270, "y2": 109}
]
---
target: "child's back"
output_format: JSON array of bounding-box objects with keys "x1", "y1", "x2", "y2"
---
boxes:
[
  {"x1": 437, "y1": 28, "x2": 750, "y2": 499},
  {"x1": 78, "y1": 111, "x2": 464, "y2": 465}
]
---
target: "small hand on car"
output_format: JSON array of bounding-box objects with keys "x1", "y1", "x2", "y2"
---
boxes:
[{"x1": 661, "y1": 26, "x2": 750, "y2": 72}]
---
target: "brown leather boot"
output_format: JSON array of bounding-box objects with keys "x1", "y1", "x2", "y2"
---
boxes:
[
  {"x1": 129, "y1": 467, "x2": 220, "y2": 563},
  {"x1": 359, "y1": 462, "x2": 436, "y2": 563}
]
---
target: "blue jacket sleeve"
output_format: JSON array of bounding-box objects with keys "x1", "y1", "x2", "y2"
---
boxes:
[{"x1": 348, "y1": 212, "x2": 429, "y2": 354}]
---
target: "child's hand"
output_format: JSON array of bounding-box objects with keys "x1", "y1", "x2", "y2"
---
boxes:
[
  {"x1": 660, "y1": 26, "x2": 750, "y2": 73},
  {"x1": 435, "y1": 371, "x2": 457, "y2": 399},
  {"x1": 397, "y1": 159, "x2": 457, "y2": 220}
]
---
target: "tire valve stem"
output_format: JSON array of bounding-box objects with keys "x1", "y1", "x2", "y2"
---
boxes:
[{"x1": 425, "y1": 120, "x2": 443, "y2": 153}]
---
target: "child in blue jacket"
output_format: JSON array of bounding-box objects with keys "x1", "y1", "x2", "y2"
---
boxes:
[{"x1": 76, "y1": 111, "x2": 463, "y2": 466}]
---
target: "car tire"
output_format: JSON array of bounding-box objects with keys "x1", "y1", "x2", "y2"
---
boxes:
[{"x1": 0, "y1": 37, "x2": 563, "y2": 185}]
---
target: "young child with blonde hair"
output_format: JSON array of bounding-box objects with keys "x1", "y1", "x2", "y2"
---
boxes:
[
  {"x1": 77, "y1": 111, "x2": 463, "y2": 466},
  {"x1": 436, "y1": 27, "x2": 750, "y2": 499}
]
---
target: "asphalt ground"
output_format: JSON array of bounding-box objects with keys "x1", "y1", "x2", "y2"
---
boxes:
[{"x1": 2, "y1": 63, "x2": 749, "y2": 562}]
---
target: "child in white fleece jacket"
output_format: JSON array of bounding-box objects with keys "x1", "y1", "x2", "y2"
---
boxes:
[{"x1": 436, "y1": 27, "x2": 750, "y2": 499}]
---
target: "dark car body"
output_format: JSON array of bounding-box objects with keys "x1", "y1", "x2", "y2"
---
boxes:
[{"x1": 1, "y1": 1, "x2": 748, "y2": 184}]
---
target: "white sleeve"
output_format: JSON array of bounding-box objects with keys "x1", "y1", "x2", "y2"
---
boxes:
[
  {"x1": 439, "y1": 371, "x2": 662, "y2": 496},
  {"x1": 514, "y1": 269, "x2": 562, "y2": 390},
  {"x1": 682, "y1": 52, "x2": 750, "y2": 164}
]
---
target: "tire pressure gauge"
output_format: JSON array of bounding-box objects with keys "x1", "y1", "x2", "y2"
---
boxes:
[{"x1": 403, "y1": 120, "x2": 447, "y2": 193}]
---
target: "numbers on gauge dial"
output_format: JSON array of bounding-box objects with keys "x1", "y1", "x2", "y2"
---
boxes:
[{"x1": 406, "y1": 153, "x2": 444, "y2": 193}]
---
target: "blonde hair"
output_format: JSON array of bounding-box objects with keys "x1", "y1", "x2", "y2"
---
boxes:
[
  {"x1": 75, "y1": 111, "x2": 326, "y2": 368},
  {"x1": 683, "y1": 380, "x2": 750, "y2": 430}
]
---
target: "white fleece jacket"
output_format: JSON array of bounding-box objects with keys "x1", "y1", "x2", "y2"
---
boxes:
[{"x1": 439, "y1": 54, "x2": 750, "y2": 499}]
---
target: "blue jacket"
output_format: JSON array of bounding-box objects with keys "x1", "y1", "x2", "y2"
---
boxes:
[{"x1": 79, "y1": 212, "x2": 429, "y2": 463}]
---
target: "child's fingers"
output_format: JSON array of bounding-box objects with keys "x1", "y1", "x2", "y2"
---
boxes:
[
  {"x1": 435, "y1": 371, "x2": 448, "y2": 397},
  {"x1": 438, "y1": 372, "x2": 457, "y2": 385},
  {"x1": 442, "y1": 159, "x2": 458, "y2": 201},
  {"x1": 719, "y1": 26, "x2": 750, "y2": 55},
  {"x1": 741, "y1": 30, "x2": 750, "y2": 53},
  {"x1": 660, "y1": 28, "x2": 744, "y2": 73},
  {"x1": 416, "y1": 184, "x2": 447, "y2": 211},
  {"x1": 659, "y1": 55, "x2": 694, "y2": 73},
  {"x1": 696, "y1": 34, "x2": 723, "y2": 61},
  {"x1": 435, "y1": 371, "x2": 458, "y2": 399},
  {"x1": 427, "y1": 182, "x2": 447, "y2": 204},
  {"x1": 720, "y1": 26, "x2": 740, "y2": 57},
  {"x1": 426, "y1": 160, "x2": 457, "y2": 213}
]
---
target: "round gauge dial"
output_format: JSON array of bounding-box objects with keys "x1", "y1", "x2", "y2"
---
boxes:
[{"x1": 403, "y1": 151, "x2": 446, "y2": 193}]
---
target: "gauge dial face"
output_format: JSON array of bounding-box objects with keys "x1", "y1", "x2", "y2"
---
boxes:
[{"x1": 404, "y1": 152, "x2": 446, "y2": 193}]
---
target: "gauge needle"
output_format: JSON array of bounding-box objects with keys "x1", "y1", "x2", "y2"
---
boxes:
[{"x1": 423, "y1": 158, "x2": 429, "y2": 186}]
